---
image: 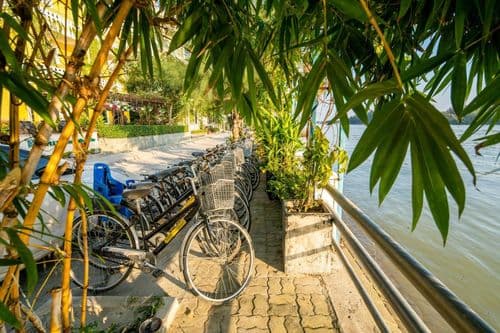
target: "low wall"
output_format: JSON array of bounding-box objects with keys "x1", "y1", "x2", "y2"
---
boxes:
[{"x1": 99, "y1": 132, "x2": 191, "y2": 153}]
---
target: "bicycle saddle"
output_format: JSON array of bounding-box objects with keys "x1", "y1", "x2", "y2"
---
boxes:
[
  {"x1": 191, "y1": 151, "x2": 204, "y2": 157},
  {"x1": 122, "y1": 183, "x2": 155, "y2": 200}
]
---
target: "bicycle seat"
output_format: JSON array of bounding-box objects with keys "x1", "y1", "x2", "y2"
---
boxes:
[
  {"x1": 122, "y1": 183, "x2": 154, "y2": 200},
  {"x1": 191, "y1": 151, "x2": 204, "y2": 157}
]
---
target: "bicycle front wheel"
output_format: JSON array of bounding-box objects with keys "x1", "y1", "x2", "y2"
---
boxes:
[{"x1": 182, "y1": 218, "x2": 254, "y2": 302}]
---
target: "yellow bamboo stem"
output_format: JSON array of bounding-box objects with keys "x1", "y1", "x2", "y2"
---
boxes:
[
  {"x1": 0, "y1": 0, "x2": 106, "y2": 312},
  {"x1": 58, "y1": 3, "x2": 135, "y2": 330},
  {"x1": 359, "y1": 0, "x2": 404, "y2": 89}
]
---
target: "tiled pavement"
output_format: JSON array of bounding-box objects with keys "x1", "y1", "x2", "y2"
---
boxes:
[{"x1": 169, "y1": 183, "x2": 341, "y2": 332}]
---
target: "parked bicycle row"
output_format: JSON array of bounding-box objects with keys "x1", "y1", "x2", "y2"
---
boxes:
[{"x1": 70, "y1": 138, "x2": 259, "y2": 302}]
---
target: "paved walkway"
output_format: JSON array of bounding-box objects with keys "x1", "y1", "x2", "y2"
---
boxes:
[{"x1": 169, "y1": 183, "x2": 341, "y2": 333}]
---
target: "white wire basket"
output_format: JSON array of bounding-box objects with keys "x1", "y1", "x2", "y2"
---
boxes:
[
  {"x1": 243, "y1": 140, "x2": 253, "y2": 157},
  {"x1": 234, "y1": 147, "x2": 245, "y2": 166},
  {"x1": 199, "y1": 162, "x2": 235, "y2": 186},
  {"x1": 200, "y1": 179, "x2": 235, "y2": 211}
]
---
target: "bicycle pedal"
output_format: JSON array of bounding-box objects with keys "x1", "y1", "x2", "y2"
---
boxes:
[{"x1": 152, "y1": 269, "x2": 165, "y2": 278}]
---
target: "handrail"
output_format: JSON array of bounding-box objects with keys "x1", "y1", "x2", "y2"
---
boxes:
[
  {"x1": 329, "y1": 208, "x2": 430, "y2": 332},
  {"x1": 325, "y1": 183, "x2": 495, "y2": 332}
]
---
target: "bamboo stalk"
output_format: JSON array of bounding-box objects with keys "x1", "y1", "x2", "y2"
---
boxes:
[
  {"x1": 49, "y1": 288, "x2": 62, "y2": 333},
  {"x1": 58, "y1": 3, "x2": 135, "y2": 330},
  {"x1": 0, "y1": 1, "x2": 107, "y2": 308},
  {"x1": 77, "y1": 46, "x2": 132, "y2": 329}
]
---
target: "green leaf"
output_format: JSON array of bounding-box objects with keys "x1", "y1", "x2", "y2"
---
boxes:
[
  {"x1": 377, "y1": 117, "x2": 411, "y2": 203},
  {"x1": 334, "y1": 80, "x2": 400, "y2": 122},
  {"x1": 5, "y1": 229, "x2": 38, "y2": 295},
  {"x1": 295, "y1": 57, "x2": 326, "y2": 128},
  {"x1": 50, "y1": 185, "x2": 67, "y2": 207},
  {"x1": 401, "y1": 51, "x2": 455, "y2": 82},
  {"x1": 0, "y1": 13, "x2": 30, "y2": 41},
  {"x1": 331, "y1": 0, "x2": 367, "y2": 22},
  {"x1": 451, "y1": 52, "x2": 467, "y2": 117},
  {"x1": 462, "y1": 76, "x2": 499, "y2": 115},
  {"x1": 70, "y1": 0, "x2": 79, "y2": 34},
  {"x1": 168, "y1": 10, "x2": 202, "y2": 53},
  {"x1": 407, "y1": 94, "x2": 475, "y2": 184},
  {"x1": 0, "y1": 30, "x2": 19, "y2": 71},
  {"x1": 410, "y1": 140, "x2": 424, "y2": 230},
  {"x1": 398, "y1": 0, "x2": 412, "y2": 18},
  {"x1": 246, "y1": 43, "x2": 277, "y2": 106},
  {"x1": 460, "y1": 105, "x2": 498, "y2": 142},
  {"x1": 474, "y1": 132, "x2": 500, "y2": 154},
  {"x1": 347, "y1": 99, "x2": 402, "y2": 172},
  {"x1": 0, "y1": 258, "x2": 22, "y2": 266},
  {"x1": 118, "y1": 10, "x2": 134, "y2": 57},
  {"x1": 414, "y1": 126, "x2": 450, "y2": 243},
  {"x1": 0, "y1": 72, "x2": 54, "y2": 128},
  {"x1": 454, "y1": 0, "x2": 466, "y2": 48},
  {"x1": 84, "y1": 0, "x2": 102, "y2": 38},
  {"x1": 229, "y1": 45, "x2": 246, "y2": 100},
  {"x1": 0, "y1": 301, "x2": 20, "y2": 329}
]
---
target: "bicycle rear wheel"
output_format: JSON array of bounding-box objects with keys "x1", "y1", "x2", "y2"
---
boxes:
[
  {"x1": 182, "y1": 218, "x2": 254, "y2": 302},
  {"x1": 71, "y1": 211, "x2": 138, "y2": 292}
]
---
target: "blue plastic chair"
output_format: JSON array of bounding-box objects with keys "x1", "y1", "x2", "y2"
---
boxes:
[{"x1": 93, "y1": 163, "x2": 124, "y2": 205}]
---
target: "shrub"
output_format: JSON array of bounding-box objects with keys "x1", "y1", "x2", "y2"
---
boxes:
[
  {"x1": 97, "y1": 124, "x2": 187, "y2": 138},
  {"x1": 191, "y1": 129, "x2": 207, "y2": 135}
]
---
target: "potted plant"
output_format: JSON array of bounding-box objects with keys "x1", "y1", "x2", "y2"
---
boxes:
[{"x1": 258, "y1": 111, "x2": 348, "y2": 273}]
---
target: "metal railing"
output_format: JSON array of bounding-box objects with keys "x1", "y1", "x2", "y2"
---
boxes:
[{"x1": 323, "y1": 183, "x2": 495, "y2": 333}]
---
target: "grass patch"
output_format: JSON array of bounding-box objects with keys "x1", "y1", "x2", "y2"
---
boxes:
[{"x1": 97, "y1": 124, "x2": 187, "y2": 138}]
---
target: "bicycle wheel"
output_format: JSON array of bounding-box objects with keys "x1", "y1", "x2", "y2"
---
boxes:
[
  {"x1": 182, "y1": 218, "x2": 254, "y2": 302},
  {"x1": 234, "y1": 192, "x2": 251, "y2": 230},
  {"x1": 71, "y1": 211, "x2": 138, "y2": 292}
]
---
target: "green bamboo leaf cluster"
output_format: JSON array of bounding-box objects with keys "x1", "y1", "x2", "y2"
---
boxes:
[{"x1": 348, "y1": 93, "x2": 475, "y2": 242}]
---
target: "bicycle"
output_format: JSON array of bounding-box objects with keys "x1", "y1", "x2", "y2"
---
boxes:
[{"x1": 70, "y1": 148, "x2": 255, "y2": 302}]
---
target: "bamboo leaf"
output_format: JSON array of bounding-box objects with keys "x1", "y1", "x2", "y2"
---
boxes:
[
  {"x1": 0, "y1": 30, "x2": 19, "y2": 71},
  {"x1": 460, "y1": 105, "x2": 498, "y2": 142},
  {"x1": 0, "y1": 258, "x2": 22, "y2": 266},
  {"x1": 0, "y1": 13, "x2": 30, "y2": 41},
  {"x1": 295, "y1": 57, "x2": 326, "y2": 125},
  {"x1": 334, "y1": 80, "x2": 400, "y2": 122},
  {"x1": 454, "y1": 0, "x2": 466, "y2": 48},
  {"x1": 70, "y1": 0, "x2": 79, "y2": 33},
  {"x1": 0, "y1": 301, "x2": 19, "y2": 329},
  {"x1": 401, "y1": 51, "x2": 454, "y2": 82},
  {"x1": 246, "y1": 43, "x2": 277, "y2": 106},
  {"x1": 348, "y1": 99, "x2": 402, "y2": 172},
  {"x1": 6, "y1": 229, "x2": 38, "y2": 295},
  {"x1": 331, "y1": 0, "x2": 367, "y2": 22},
  {"x1": 414, "y1": 126, "x2": 450, "y2": 243},
  {"x1": 451, "y1": 52, "x2": 467, "y2": 117},
  {"x1": 410, "y1": 139, "x2": 424, "y2": 230},
  {"x1": 168, "y1": 10, "x2": 202, "y2": 53},
  {"x1": 378, "y1": 117, "x2": 411, "y2": 203},
  {"x1": 462, "y1": 76, "x2": 500, "y2": 116},
  {"x1": 83, "y1": 0, "x2": 102, "y2": 37},
  {"x1": 474, "y1": 132, "x2": 500, "y2": 154},
  {"x1": 398, "y1": 0, "x2": 412, "y2": 18},
  {"x1": 407, "y1": 94, "x2": 475, "y2": 184},
  {"x1": 50, "y1": 185, "x2": 67, "y2": 207},
  {"x1": 0, "y1": 72, "x2": 54, "y2": 128}
]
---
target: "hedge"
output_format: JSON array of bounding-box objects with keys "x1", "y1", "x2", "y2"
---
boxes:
[{"x1": 97, "y1": 124, "x2": 187, "y2": 138}]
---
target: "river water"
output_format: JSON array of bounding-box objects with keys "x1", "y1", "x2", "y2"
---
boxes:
[{"x1": 340, "y1": 125, "x2": 499, "y2": 329}]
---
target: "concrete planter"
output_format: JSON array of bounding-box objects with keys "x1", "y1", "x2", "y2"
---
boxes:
[{"x1": 282, "y1": 200, "x2": 335, "y2": 274}]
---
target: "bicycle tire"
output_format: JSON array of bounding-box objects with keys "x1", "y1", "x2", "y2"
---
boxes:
[{"x1": 181, "y1": 218, "x2": 254, "y2": 302}]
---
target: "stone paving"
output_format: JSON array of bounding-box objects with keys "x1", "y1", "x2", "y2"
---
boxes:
[{"x1": 169, "y1": 182, "x2": 341, "y2": 332}]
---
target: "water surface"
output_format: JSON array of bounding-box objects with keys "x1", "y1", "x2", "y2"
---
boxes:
[{"x1": 341, "y1": 125, "x2": 499, "y2": 329}]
